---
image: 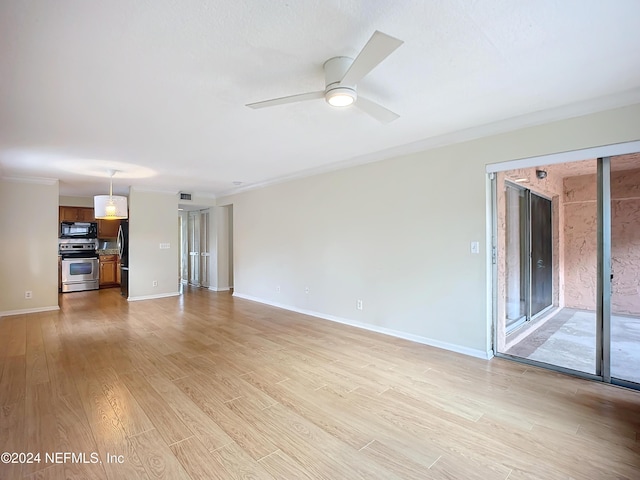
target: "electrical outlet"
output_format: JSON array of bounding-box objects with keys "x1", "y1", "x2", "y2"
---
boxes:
[
  {"x1": 24, "y1": 290, "x2": 33, "y2": 299},
  {"x1": 304, "y1": 286, "x2": 310, "y2": 294},
  {"x1": 356, "y1": 299, "x2": 363, "y2": 310},
  {"x1": 152, "y1": 280, "x2": 158, "y2": 287}
]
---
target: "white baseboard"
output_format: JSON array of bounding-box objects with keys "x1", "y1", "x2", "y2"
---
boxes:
[
  {"x1": 208, "y1": 286, "x2": 230, "y2": 292},
  {"x1": 232, "y1": 293, "x2": 492, "y2": 360},
  {"x1": 0, "y1": 305, "x2": 60, "y2": 318},
  {"x1": 127, "y1": 291, "x2": 181, "y2": 302}
]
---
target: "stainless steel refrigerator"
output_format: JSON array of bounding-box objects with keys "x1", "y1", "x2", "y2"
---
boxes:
[{"x1": 117, "y1": 220, "x2": 129, "y2": 297}]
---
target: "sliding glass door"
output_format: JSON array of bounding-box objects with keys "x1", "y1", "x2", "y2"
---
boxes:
[
  {"x1": 530, "y1": 193, "x2": 553, "y2": 317},
  {"x1": 609, "y1": 155, "x2": 640, "y2": 386},
  {"x1": 497, "y1": 153, "x2": 640, "y2": 388},
  {"x1": 503, "y1": 184, "x2": 553, "y2": 335},
  {"x1": 504, "y1": 184, "x2": 527, "y2": 331},
  {"x1": 493, "y1": 158, "x2": 606, "y2": 380},
  {"x1": 493, "y1": 145, "x2": 640, "y2": 390}
]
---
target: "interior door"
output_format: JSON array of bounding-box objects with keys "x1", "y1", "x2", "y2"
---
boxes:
[
  {"x1": 530, "y1": 193, "x2": 553, "y2": 317},
  {"x1": 178, "y1": 215, "x2": 186, "y2": 283},
  {"x1": 188, "y1": 211, "x2": 200, "y2": 286},
  {"x1": 199, "y1": 210, "x2": 210, "y2": 288}
]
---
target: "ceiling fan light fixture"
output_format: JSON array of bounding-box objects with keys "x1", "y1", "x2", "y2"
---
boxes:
[{"x1": 325, "y1": 87, "x2": 357, "y2": 107}]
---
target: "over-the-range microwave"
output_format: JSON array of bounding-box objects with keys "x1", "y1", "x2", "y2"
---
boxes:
[{"x1": 60, "y1": 221, "x2": 98, "y2": 239}]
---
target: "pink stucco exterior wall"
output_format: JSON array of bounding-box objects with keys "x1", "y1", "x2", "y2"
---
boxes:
[
  {"x1": 497, "y1": 161, "x2": 640, "y2": 351},
  {"x1": 563, "y1": 167, "x2": 640, "y2": 315}
]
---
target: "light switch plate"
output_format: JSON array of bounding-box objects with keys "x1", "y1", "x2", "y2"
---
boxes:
[{"x1": 471, "y1": 241, "x2": 480, "y2": 254}]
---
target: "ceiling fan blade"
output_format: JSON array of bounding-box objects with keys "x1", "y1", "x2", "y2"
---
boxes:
[
  {"x1": 355, "y1": 96, "x2": 400, "y2": 123},
  {"x1": 340, "y1": 31, "x2": 403, "y2": 86},
  {"x1": 246, "y1": 91, "x2": 324, "y2": 109}
]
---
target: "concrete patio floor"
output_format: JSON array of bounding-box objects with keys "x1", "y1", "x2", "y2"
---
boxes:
[{"x1": 505, "y1": 308, "x2": 640, "y2": 385}]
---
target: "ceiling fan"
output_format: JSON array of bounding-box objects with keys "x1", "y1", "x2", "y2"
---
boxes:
[{"x1": 246, "y1": 31, "x2": 404, "y2": 123}]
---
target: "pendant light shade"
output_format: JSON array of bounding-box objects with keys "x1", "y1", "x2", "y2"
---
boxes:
[
  {"x1": 94, "y1": 170, "x2": 128, "y2": 220},
  {"x1": 94, "y1": 194, "x2": 128, "y2": 219}
]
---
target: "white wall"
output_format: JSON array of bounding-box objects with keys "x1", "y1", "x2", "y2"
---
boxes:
[
  {"x1": 0, "y1": 178, "x2": 59, "y2": 316},
  {"x1": 220, "y1": 103, "x2": 640, "y2": 358},
  {"x1": 209, "y1": 206, "x2": 231, "y2": 291},
  {"x1": 178, "y1": 194, "x2": 216, "y2": 209},
  {"x1": 58, "y1": 195, "x2": 94, "y2": 207},
  {"x1": 128, "y1": 189, "x2": 179, "y2": 300}
]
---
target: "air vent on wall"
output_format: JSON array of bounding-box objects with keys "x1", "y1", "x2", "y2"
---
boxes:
[{"x1": 179, "y1": 192, "x2": 192, "y2": 201}]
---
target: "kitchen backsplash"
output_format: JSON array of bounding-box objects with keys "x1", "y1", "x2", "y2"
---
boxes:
[{"x1": 98, "y1": 240, "x2": 117, "y2": 250}]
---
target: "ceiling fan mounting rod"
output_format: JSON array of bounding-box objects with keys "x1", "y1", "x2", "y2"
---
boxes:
[
  {"x1": 323, "y1": 56, "x2": 354, "y2": 89},
  {"x1": 323, "y1": 56, "x2": 357, "y2": 107}
]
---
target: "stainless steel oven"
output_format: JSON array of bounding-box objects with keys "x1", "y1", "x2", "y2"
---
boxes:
[
  {"x1": 60, "y1": 255, "x2": 99, "y2": 292},
  {"x1": 59, "y1": 239, "x2": 99, "y2": 292}
]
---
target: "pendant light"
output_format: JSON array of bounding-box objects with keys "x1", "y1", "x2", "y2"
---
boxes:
[{"x1": 94, "y1": 170, "x2": 128, "y2": 220}]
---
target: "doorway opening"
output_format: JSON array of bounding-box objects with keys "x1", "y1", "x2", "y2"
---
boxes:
[
  {"x1": 179, "y1": 207, "x2": 211, "y2": 288},
  {"x1": 178, "y1": 204, "x2": 234, "y2": 293},
  {"x1": 504, "y1": 184, "x2": 553, "y2": 334},
  {"x1": 491, "y1": 144, "x2": 640, "y2": 388}
]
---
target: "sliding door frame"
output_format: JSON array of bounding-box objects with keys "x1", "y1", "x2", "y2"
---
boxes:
[
  {"x1": 597, "y1": 157, "x2": 611, "y2": 381},
  {"x1": 488, "y1": 141, "x2": 640, "y2": 387}
]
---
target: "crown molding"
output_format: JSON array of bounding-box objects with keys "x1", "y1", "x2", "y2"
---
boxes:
[
  {"x1": 215, "y1": 91, "x2": 640, "y2": 200},
  {"x1": 1, "y1": 175, "x2": 59, "y2": 185},
  {"x1": 129, "y1": 186, "x2": 180, "y2": 195}
]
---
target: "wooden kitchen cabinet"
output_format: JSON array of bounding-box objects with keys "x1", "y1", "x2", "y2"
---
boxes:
[
  {"x1": 98, "y1": 219, "x2": 120, "y2": 238},
  {"x1": 59, "y1": 206, "x2": 95, "y2": 222},
  {"x1": 60, "y1": 206, "x2": 79, "y2": 222},
  {"x1": 116, "y1": 258, "x2": 121, "y2": 285},
  {"x1": 99, "y1": 254, "x2": 118, "y2": 287},
  {"x1": 78, "y1": 207, "x2": 95, "y2": 221},
  {"x1": 59, "y1": 206, "x2": 120, "y2": 239}
]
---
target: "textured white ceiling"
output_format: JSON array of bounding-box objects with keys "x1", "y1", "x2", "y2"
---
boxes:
[{"x1": 1, "y1": 0, "x2": 640, "y2": 197}]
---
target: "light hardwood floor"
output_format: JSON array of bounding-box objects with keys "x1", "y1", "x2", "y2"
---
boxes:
[{"x1": 1, "y1": 287, "x2": 639, "y2": 479}]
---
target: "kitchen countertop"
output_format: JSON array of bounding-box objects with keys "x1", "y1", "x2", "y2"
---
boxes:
[{"x1": 97, "y1": 249, "x2": 119, "y2": 255}]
